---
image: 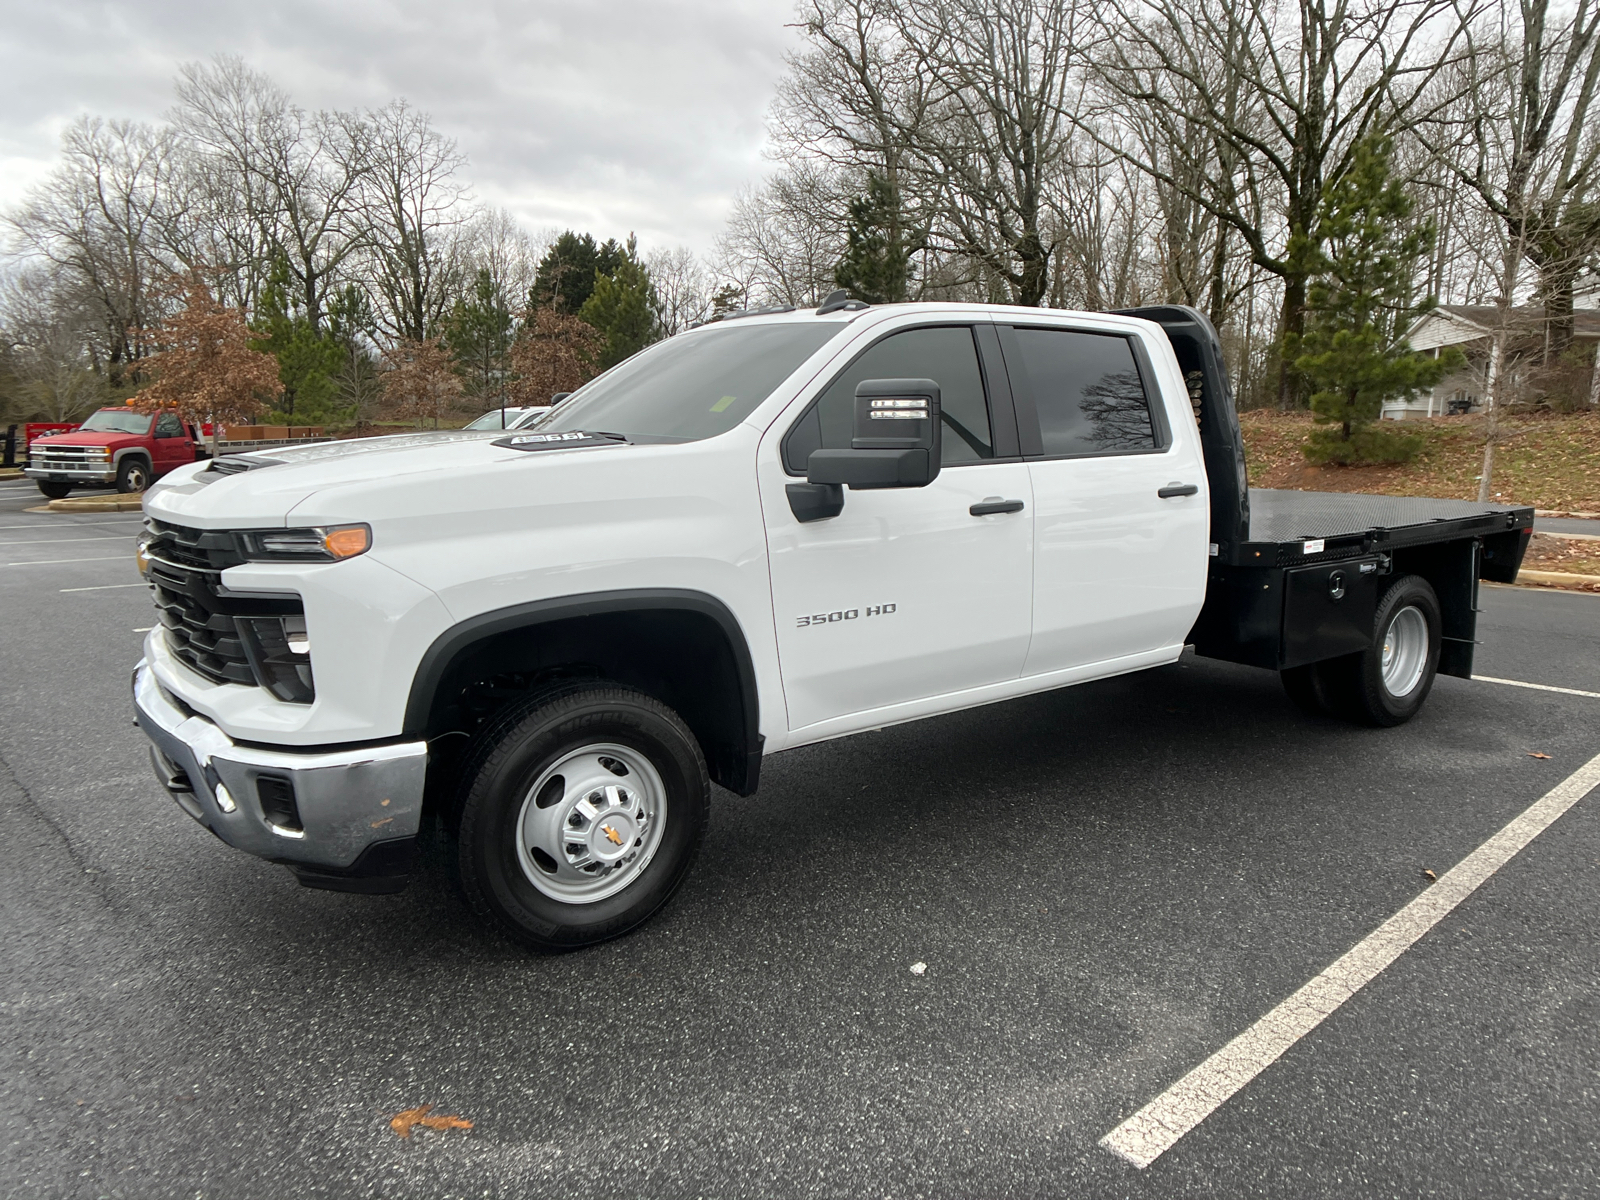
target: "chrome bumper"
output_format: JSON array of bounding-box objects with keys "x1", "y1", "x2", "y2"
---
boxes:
[
  {"x1": 132, "y1": 659, "x2": 428, "y2": 875},
  {"x1": 25, "y1": 465, "x2": 116, "y2": 482}
]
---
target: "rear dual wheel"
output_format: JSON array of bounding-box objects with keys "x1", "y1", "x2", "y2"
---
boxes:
[
  {"x1": 1281, "y1": 574, "x2": 1442, "y2": 727},
  {"x1": 453, "y1": 684, "x2": 710, "y2": 951}
]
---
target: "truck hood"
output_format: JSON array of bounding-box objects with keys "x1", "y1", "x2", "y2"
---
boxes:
[
  {"x1": 37, "y1": 429, "x2": 146, "y2": 449},
  {"x1": 144, "y1": 430, "x2": 617, "y2": 527}
]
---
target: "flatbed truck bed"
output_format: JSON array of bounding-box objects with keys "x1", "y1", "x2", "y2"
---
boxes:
[{"x1": 1124, "y1": 306, "x2": 1535, "y2": 684}]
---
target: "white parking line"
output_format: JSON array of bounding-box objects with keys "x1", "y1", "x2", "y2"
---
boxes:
[
  {"x1": 0, "y1": 521, "x2": 141, "y2": 531},
  {"x1": 1101, "y1": 749, "x2": 1600, "y2": 1169},
  {"x1": 0, "y1": 535, "x2": 130, "y2": 546},
  {"x1": 61, "y1": 583, "x2": 147, "y2": 593},
  {"x1": 1475, "y1": 675, "x2": 1600, "y2": 700},
  {"x1": 2, "y1": 556, "x2": 127, "y2": 567}
]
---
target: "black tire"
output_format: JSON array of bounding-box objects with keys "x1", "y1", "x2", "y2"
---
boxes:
[
  {"x1": 1322, "y1": 575, "x2": 1442, "y2": 727},
  {"x1": 36, "y1": 481, "x2": 72, "y2": 500},
  {"x1": 455, "y1": 684, "x2": 709, "y2": 951},
  {"x1": 115, "y1": 457, "x2": 151, "y2": 493}
]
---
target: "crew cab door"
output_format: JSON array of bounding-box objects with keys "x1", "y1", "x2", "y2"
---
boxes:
[
  {"x1": 759, "y1": 321, "x2": 1034, "y2": 733},
  {"x1": 996, "y1": 320, "x2": 1209, "y2": 677}
]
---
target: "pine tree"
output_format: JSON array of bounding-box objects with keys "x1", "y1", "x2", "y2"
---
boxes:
[
  {"x1": 250, "y1": 257, "x2": 346, "y2": 423},
  {"x1": 834, "y1": 174, "x2": 922, "y2": 304},
  {"x1": 579, "y1": 236, "x2": 659, "y2": 371},
  {"x1": 531, "y1": 232, "x2": 624, "y2": 315},
  {"x1": 444, "y1": 268, "x2": 515, "y2": 406},
  {"x1": 1288, "y1": 134, "x2": 1462, "y2": 465}
]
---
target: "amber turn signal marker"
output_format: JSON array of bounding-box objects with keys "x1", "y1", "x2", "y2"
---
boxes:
[{"x1": 323, "y1": 525, "x2": 370, "y2": 559}]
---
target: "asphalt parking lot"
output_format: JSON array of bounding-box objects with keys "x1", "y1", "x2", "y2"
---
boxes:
[{"x1": 3, "y1": 475, "x2": 1598, "y2": 1200}]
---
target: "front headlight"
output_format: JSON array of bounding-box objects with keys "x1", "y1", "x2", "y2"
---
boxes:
[
  {"x1": 135, "y1": 532, "x2": 152, "y2": 577},
  {"x1": 239, "y1": 524, "x2": 371, "y2": 563}
]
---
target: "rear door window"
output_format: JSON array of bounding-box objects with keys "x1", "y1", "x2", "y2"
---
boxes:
[
  {"x1": 1008, "y1": 328, "x2": 1160, "y2": 457},
  {"x1": 784, "y1": 325, "x2": 994, "y2": 473}
]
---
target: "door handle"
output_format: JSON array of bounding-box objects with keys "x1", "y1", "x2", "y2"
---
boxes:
[
  {"x1": 970, "y1": 498, "x2": 1025, "y2": 516},
  {"x1": 1158, "y1": 483, "x2": 1199, "y2": 498}
]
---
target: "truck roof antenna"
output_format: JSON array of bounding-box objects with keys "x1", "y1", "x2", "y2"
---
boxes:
[{"x1": 816, "y1": 290, "x2": 869, "y2": 315}]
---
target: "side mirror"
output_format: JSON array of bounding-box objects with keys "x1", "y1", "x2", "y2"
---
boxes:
[
  {"x1": 806, "y1": 378, "x2": 941, "y2": 491},
  {"x1": 550, "y1": 392, "x2": 571, "y2": 404}
]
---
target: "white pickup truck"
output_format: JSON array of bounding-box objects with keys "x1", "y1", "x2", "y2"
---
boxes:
[{"x1": 133, "y1": 299, "x2": 1533, "y2": 950}]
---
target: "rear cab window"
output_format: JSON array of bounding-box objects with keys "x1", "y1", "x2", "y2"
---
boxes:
[{"x1": 1002, "y1": 327, "x2": 1169, "y2": 458}]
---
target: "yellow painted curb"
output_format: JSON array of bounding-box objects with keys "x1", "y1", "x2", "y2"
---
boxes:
[{"x1": 45, "y1": 494, "x2": 145, "y2": 513}]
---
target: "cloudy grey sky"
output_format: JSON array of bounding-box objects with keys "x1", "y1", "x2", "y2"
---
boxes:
[{"x1": 0, "y1": 0, "x2": 801, "y2": 254}]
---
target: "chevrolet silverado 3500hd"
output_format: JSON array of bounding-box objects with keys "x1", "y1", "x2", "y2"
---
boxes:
[{"x1": 132, "y1": 300, "x2": 1533, "y2": 950}]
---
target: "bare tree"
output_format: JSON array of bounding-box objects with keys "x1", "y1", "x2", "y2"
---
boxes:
[
  {"x1": 1423, "y1": 0, "x2": 1600, "y2": 495},
  {"x1": 0, "y1": 265, "x2": 108, "y2": 420},
  {"x1": 173, "y1": 56, "x2": 372, "y2": 332},
  {"x1": 778, "y1": 0, "x2": 1091, "y2": 306},
  {"x1": 5, "y1": 117, "x2": 184, "y2": 384},
  {"x1": 715, "y1": 164, "x2": 851, "y2": 306},
  {"x1": 361, "y1": 101, "x2": 471, "y2": 342},
  {"x1": 1092, "y1": 0, "x2": 1480, "y2": 402},
  {"x1": 648, "y1": 246, "x2": 713, "y2": 334},
  {"x1": 460, "y1": 207, "x2": 548, "y2": 314}
]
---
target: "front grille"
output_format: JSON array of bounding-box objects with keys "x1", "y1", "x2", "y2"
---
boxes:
[
  {"x1": 145, "y1": 524, "x2": 303, "y2": 691},
  {"x1": 145, "y1": 520, "x2": 246, "y2": 572},
  {"x1": 33, "y1": 445, "x2": 109, "y2": 469}
]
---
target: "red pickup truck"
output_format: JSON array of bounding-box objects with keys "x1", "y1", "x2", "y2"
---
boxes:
[{"x1": 24, "y1": 407, "x2": 206, "y2": 499}]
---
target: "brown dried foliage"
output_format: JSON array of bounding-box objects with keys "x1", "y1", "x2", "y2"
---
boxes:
[
  {"x1": 133, "y1": 274, "x2": 280, "y2": 429},
  {"x1": 382, "y1": 337, "x2": 463, "y2": 428},
  {"x1": 508, "y1": 307, "x2": 601, "y2": 406},
  {"x1": 389, "y1": 1103, "x2": 473, "y2": 1139}
]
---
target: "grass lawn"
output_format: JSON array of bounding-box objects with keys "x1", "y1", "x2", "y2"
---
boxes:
[{"x1": 1240, "y1": 409, "x2": 1600, "y2": 513}]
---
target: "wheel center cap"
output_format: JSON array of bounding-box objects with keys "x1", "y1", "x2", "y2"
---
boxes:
[{"x1": 587, "y1": 804, "x2": 638, "y2": 863}]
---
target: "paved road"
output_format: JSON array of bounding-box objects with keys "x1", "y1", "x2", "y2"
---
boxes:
[
  {"x1": 3, "y1": 474, "x2": 1598, "y2": 1199},
  {"x1": 1535, "y1": 515, "x2": 1600, "y2": 538}
]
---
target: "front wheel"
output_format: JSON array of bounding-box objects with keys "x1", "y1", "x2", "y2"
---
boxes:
[
  {"x1": 115, "y1": 457, "x2": 150, "y2": 493},
  {"x1": 455, "y1": 684, "x2": 709, "y2": 951},
  {"x1": 37, "y1": 481, "x2": 72, "y2": 500}
]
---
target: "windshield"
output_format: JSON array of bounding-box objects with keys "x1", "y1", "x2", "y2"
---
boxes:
[
  {"x1": 537, "y1": 322, "x2": 841, "y2": 442},
  {"x1": 79, "y1": 410, "x2": 153, "y2": 435},
  {"x1": 464, "y1": 409, "x2": 528, "y2": 430}
]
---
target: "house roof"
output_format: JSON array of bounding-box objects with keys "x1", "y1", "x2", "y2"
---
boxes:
[{"x1": 1409, "y1": 305, "x2": 1600, "y2": 350}]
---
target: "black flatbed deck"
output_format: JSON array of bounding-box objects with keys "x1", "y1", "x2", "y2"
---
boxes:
[{"x1": 1234, "y1": 488, "x2": 1534, "y2": 567}]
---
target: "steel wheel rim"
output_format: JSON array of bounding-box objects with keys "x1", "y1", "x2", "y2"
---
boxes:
[
  {"x1": 515, "y1": 742, "x2": 666, "y2": 904},
  {"x1": 126, "y1": 463, "x2": 148, "y2": 490},
  {"x1": 1381, "y1": 605, "x2": 1428, "y2": 697}
]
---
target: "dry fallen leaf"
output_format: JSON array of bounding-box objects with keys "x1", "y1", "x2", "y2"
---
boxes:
[
  {"x1": 1528, "y1": 752, "x2": 1552, "y2": 760},
  {"x1": 390, "y1": 1104, "x2": 473, "y2": 1139},
  {"x1": 1421, "y1": 868, "x2": 1437, "y2": 882}
]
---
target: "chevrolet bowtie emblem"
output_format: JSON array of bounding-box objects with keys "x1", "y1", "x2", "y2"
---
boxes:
[{"x1": 601, "y1": 824, "x2": 623, "y2": 846}]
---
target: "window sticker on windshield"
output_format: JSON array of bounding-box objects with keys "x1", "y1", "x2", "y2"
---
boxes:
[
  {"x1": 710, "y1": 396, "x2": 736, "y2": 413},
  {"x1": 493, "y1": 431, "x2": 626, "y2": 453}
]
